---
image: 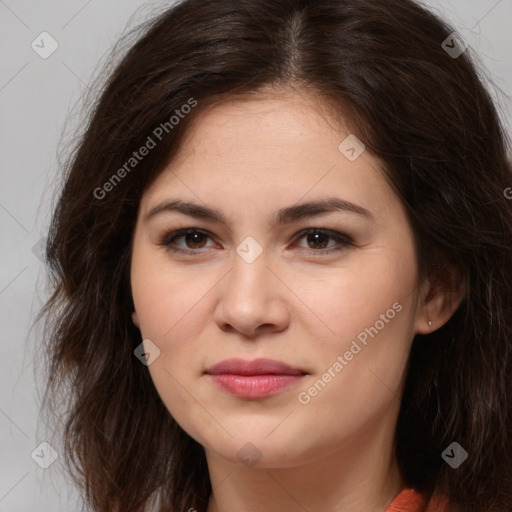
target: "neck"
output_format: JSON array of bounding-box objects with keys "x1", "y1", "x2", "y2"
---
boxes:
[{"x1": 204, "y1": 410, "x2": 406, "y2": 512}]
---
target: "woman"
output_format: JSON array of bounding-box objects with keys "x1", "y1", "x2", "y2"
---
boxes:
[{"x1": 39, "y1": 0, "x2": 512, "y2": 511}]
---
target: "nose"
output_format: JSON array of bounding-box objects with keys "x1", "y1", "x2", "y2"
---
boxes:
[{"x1": 213, "y1": 249, "x2": 291, "y2": 338}]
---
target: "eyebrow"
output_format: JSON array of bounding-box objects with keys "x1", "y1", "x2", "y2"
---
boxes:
[{"x1": 144, "y1": 197, "x2": 375, "y2": 226}]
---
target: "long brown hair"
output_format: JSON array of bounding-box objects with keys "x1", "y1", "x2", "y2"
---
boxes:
[{"x1": 38, "y1": 0, "x2": 512, "y2": 511}]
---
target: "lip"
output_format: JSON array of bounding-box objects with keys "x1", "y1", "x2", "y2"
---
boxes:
[
  {"x1": 205, "y1": 358, "x2": 307, "y2": 399},
  {"x1": 206, "y1": 357, "x2": 306, "y2": 376}
]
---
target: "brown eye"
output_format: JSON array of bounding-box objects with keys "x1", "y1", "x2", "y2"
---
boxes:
[
  {"x1": 293, "y1": 229, "x2": 353, "y2": 255},
  {"x1": 181, "y1": 231, "x2": 208, "y2": 249},
  {"x1": 305, "y1": 231, "x2": 330, "y2": 249},
  {"x1": 158, "y1": 228, "x2": 215, "y2": 253},
  {"x1": 158, "y1": 227, "x2": 353, "y2": 256}
]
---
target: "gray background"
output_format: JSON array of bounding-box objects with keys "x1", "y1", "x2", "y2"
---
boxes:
[{"x1": 1, "y1": 1, "x2": 511, "y2": 510}]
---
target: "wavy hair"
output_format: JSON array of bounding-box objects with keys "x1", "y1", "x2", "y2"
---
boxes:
[{"x1": 38, "y1": 0, "x2": 512, "y2": 511}]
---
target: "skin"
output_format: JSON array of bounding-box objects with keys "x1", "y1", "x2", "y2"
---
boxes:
[{"x1": 130, "y1": 88, "x2": 463, "y2": 512}]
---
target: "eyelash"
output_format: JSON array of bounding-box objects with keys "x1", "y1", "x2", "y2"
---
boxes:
[{"x1": 157, "y1": 227, "x2": 354, "y2": 256}]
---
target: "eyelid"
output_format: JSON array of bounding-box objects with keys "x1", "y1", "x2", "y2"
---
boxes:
[{"x1": 293, "y1": 228, "x2": 353, "y2": 246}]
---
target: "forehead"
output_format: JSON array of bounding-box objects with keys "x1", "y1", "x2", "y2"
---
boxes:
[
  {"x1": 137, "y1": 89, "x2": 404, "y2": 229},
  {"x1": 143, "y1": 90, "x2": 370, "y2": 189},
  {"x1": 178, "y1": 89, "x2": 346, "y2": 156}
]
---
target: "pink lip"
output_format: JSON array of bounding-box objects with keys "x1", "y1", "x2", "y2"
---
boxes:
[{"x1": 205, "y1": 358, "x2": 307, "y2": 399}]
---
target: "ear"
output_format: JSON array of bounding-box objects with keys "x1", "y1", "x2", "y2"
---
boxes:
[
  {"x1": 132, "y1": 311, "x2": 140, "y2": 329},
  {"x1": 414, "y1": 262, "x2": 466, "y2": 335}
]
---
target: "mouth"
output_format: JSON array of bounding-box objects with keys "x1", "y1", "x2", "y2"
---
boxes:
[{"x1": 205, "y1": 358, "x2": 308, "y2": 399}]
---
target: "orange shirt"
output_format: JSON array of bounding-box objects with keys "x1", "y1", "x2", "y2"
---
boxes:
[{"x1": 385, "y1": 489, "x2": 450, "y2": 512}]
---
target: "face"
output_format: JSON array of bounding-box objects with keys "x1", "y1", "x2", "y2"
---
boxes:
[{"x1": 130, "y1": 89, "x2": 427, "y2": 469}]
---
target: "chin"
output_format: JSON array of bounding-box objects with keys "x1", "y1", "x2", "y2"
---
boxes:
[{"x1": 201, "y1": 429, "x2": 321, "y2": 469}]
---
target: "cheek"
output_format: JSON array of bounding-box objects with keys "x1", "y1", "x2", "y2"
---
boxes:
[
  {"x1": 296, "y1": 243, "x2": 418, "y2": 405},
  {"x1": 131, "y1": 242, "x2": 213, "y2": 339},
  {"x1": 131, "y1": 255, "x2": 216, "y2": 443},
  {"x1": 301, "y1": 246, "x2": 417, "y2": 345},
  {"x1": 131, "y1": 270, "x2": 213, "y2": 416}
]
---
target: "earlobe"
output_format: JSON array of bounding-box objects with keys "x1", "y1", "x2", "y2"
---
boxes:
[
  {"x1": 132, "y1": 311, "x2": 140, "y2": 328},
  {"x1": 415, "y1": 264, "x2": 465, "y2": 335}
]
